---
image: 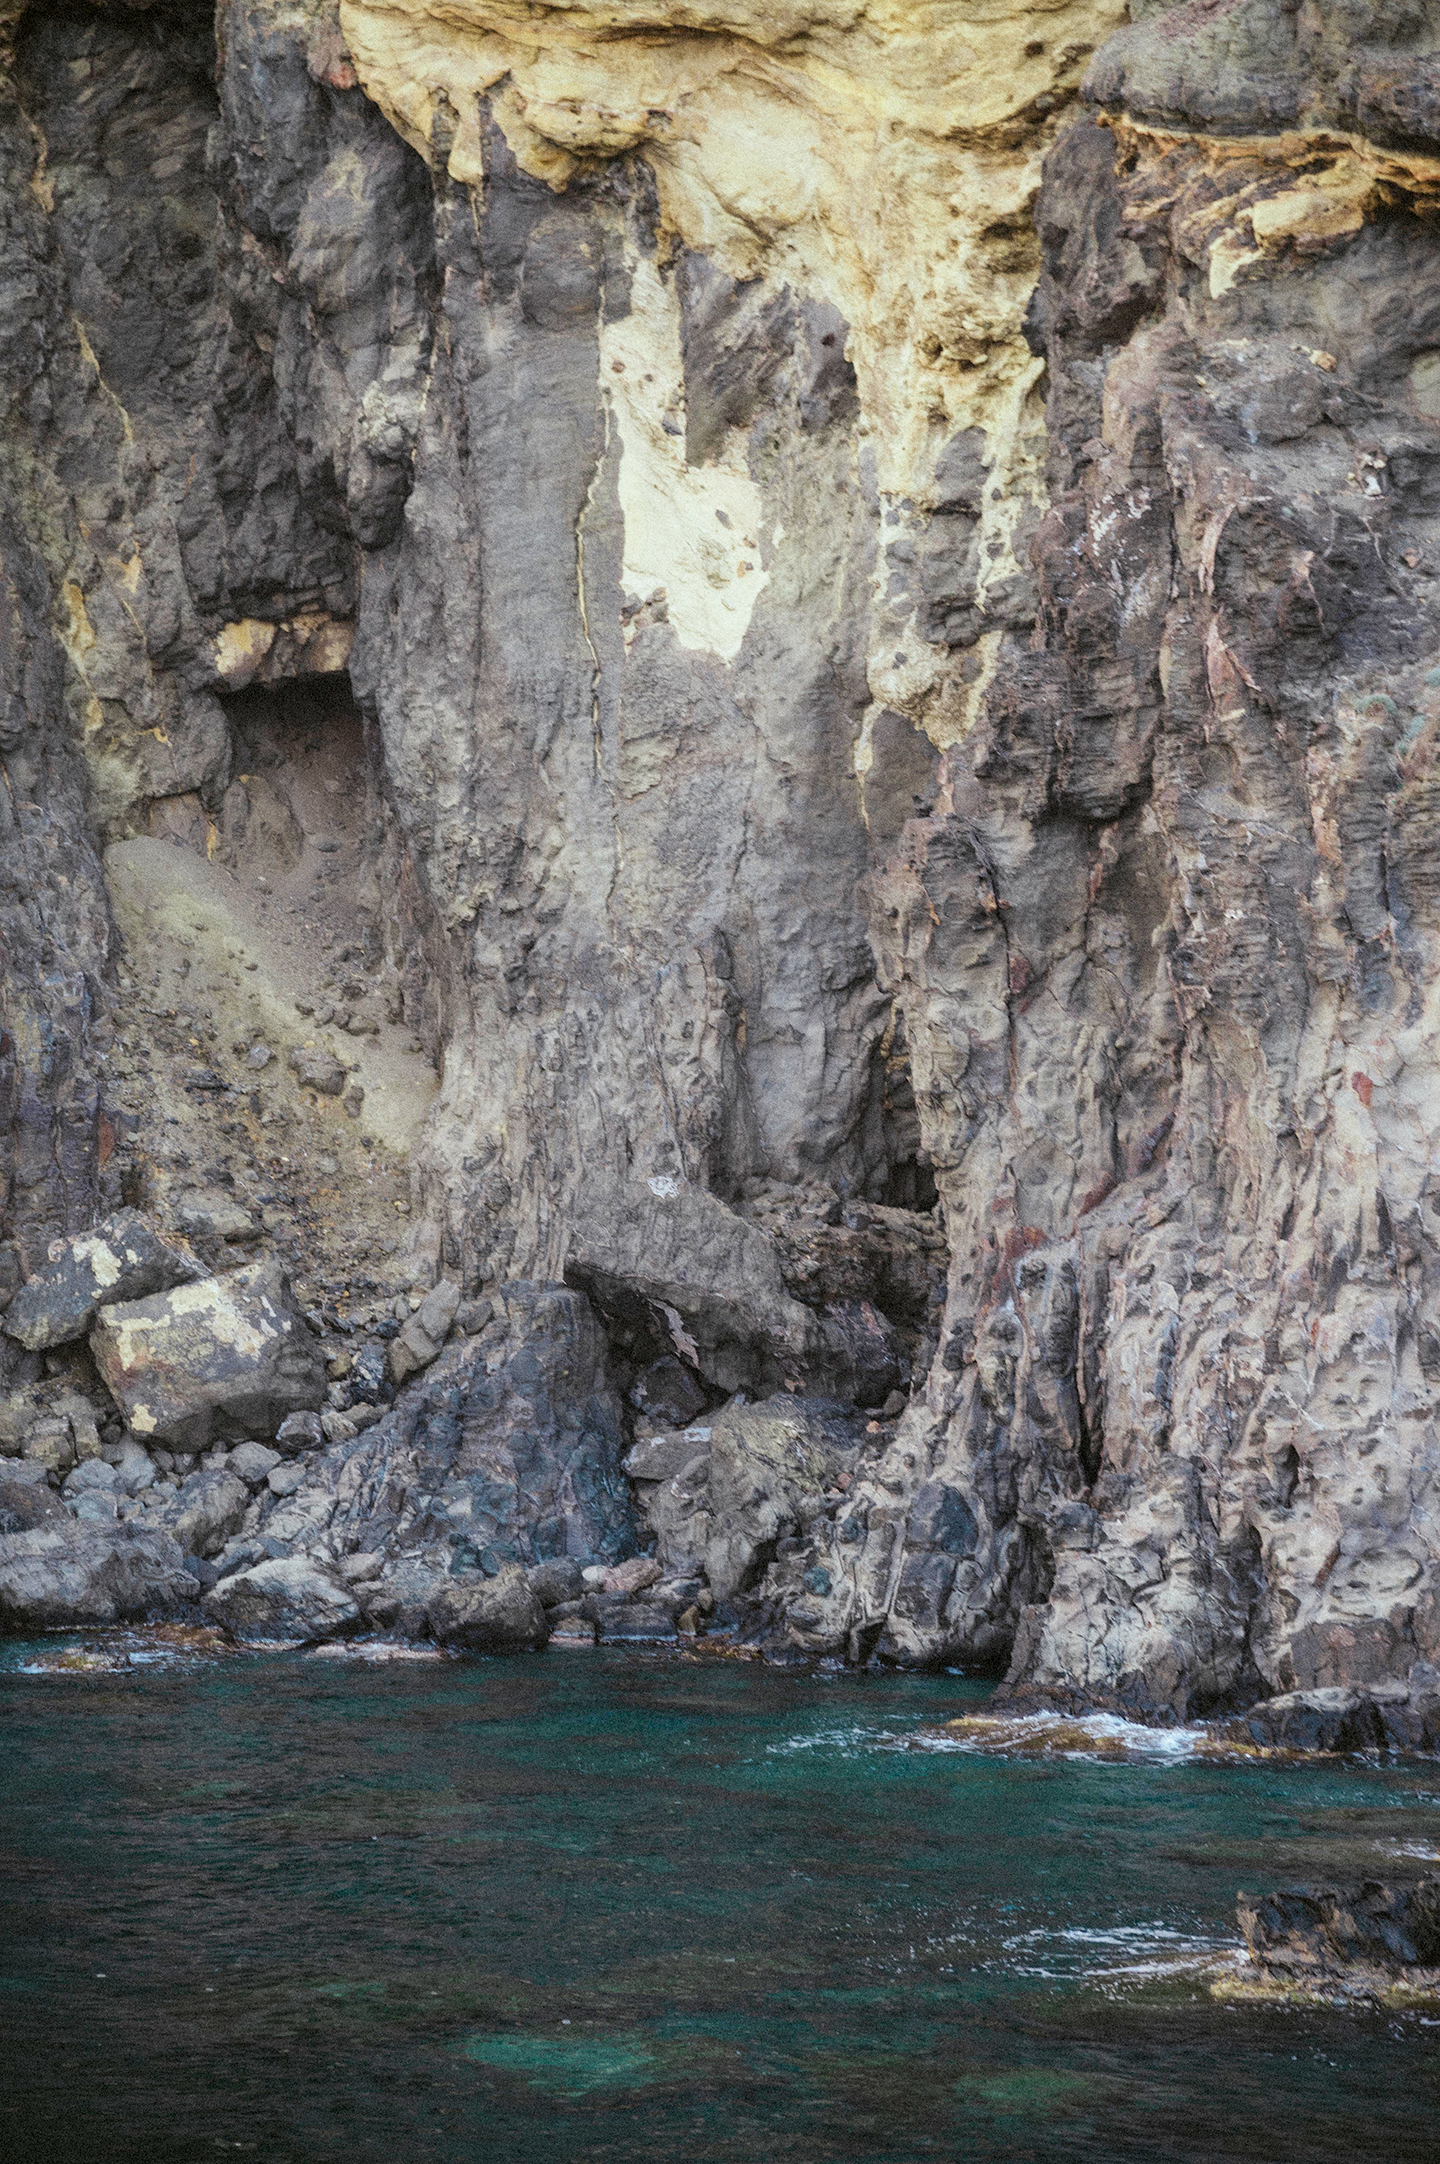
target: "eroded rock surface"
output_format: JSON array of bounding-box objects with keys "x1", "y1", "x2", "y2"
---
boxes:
[
  {"x1": 89, "y1": 1259, "x2": 327, "y2": 1449},
  {"x1": 1238, "y1": 1876, "x2": 1440, "y2": 1999},
  {"x1": 0, "y1": 1522, "x2": 196, "y2": 1629},
  {"x1": 2, "y1": 0, "x2": 1440, "y2": 1713}
]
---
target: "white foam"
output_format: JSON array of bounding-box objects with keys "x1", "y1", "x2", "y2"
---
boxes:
[
  {"x1": 997, "y1": 1922, "x2": 1235, "y2": 1981},
  {"x1": 913, "y1": 1711, "x2": 1213, "y2": 1762}
]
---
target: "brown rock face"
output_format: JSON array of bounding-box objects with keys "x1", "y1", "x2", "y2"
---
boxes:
[
  {"x1": 4, "y1": 0, "x2": 1440, "y2": 1705},
  {"x1": 805, "y1": 90, "x2": 1440, "y2": 1715}
]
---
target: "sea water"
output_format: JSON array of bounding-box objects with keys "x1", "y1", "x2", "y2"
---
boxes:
[{"x1": 2, "y1": 1641, "x2": 1437, "y2": 2161}]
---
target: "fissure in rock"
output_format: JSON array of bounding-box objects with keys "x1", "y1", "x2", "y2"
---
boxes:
[{"x1": 2, "y1": 0, "x2": 1440, "y2": 1746}]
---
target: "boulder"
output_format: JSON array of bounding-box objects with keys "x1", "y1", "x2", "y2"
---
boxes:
[
  {"x1": 527, "y1": 1556, "x2": 585, "y2": 1608},
  {"x1": 388, "y1": 1278, "x2": 461, "y2": 1384},
  {"x1": 705, "y1": 1396, "x2": 865, "y2": 1600},
  {"x1": 1239, "y1": 1875, "x2": 1440, "y2": 1991},
  {"x1": 88, "y1": 1259, "x2": 327, "y2": 1450},
  {"x1": 623, "y1": 1430, "x2": 711, "y2": 1484},
  {"x1": 288, "y1": 1046, "x2": 346, "y2": 1095},
  {"x1": 160, "y1": 1469, "x2": 250, "y2": 1560},
  {"x1": 302, "y1": 1282, "x2": 637, "y2": 1573},
  {"x1": 566, "y1": 1178, "x2": 823, "y2": 1397},
  {"x1": 1235, "y1": 1681, "x2": 1440, "y2": 1755},
  {"x1": 1, "y1": 1210, "x2": 199, "y2": 1352},
  {"x1": 109, "y1": 1437, "x2": 158, "y2": 1496},
  {"x1": 62, "y1": 1458, "x2": 118, "y2": 1497},
  {"x1": 424, "y1": 1567, "x2": 548, "y2": 1651},
  {"x1": 228, "y1": 1440, "x2": 282, "y2": 1489},
  {"x1": 275, "y1": 1410, "x2": 324, "y2": 1457},
  {"x1": 337, "y1": 1551, "x2": 384, "y2": 1586},
  {"x1": 173, "y1": 1193, "x2": 260, "y2": 1246},
  {"x1": 818, "y1": 1298, "x2": 905, "y2": 1409},
  {"x1": 603, "y1": 1554, "x2": 663, "y2": 1596},
  {"x1": 0, "y1": 1458, "x2": 51, "y2": 1487},
  {"x1": 628, "y1": 1355, "x2": 708, "y2": 1428},
  {"x1": 73, "y1": 1490, "x2": 119, "y2": 1524},
  {"x1": 0, "y1": 1523, "x2": 197, "y2": 1630},
  {"x1": 0, "y1": 1479, "x2": 65, "y2": 1535},
  {"x1": 599, "y1": 1601, "x2": 676, "y2": 1641},
  {"x1": 203, "y1": 1555, "x2": 360, "y2": 1642}
]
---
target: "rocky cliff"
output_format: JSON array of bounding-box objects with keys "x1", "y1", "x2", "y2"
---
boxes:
[{"x1": 3, "y1": 0, "x2": 1440, "y2": 1724}]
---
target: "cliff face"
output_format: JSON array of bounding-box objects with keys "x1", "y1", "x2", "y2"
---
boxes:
[{"x1": 6, "y1": 0, "x2": 1440, "y2": 1714}]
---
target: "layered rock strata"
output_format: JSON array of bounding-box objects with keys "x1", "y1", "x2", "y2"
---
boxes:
[{"x1": 3, "y1": 1, "x2": 1440, "y2": 1721}]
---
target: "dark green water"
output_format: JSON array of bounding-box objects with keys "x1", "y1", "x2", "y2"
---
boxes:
[{"x1": 3, "y1": 1642, "x2": 1438, "y2": 2162}]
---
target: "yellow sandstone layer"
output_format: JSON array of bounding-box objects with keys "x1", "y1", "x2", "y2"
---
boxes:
[{"x1": 340, "y1": 0, "x2": 1129, "y2": 734}]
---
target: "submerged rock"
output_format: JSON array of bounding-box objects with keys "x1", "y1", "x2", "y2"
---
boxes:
[{"x1": 1236, "y1": 1877, "x2": 1440, "y2": 1999}]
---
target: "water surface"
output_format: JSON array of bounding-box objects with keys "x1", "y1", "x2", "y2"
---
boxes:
[{"x1": 3, "y1": 1641, "x2": 1437, "y2": 2160}]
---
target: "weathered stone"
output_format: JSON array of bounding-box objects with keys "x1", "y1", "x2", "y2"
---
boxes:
[
  {"x1": 1239, "y1": 1877, "x2": 1440, "y2": 1993},
  {"x1": 602, "y1": 1555, "x2": 663, "y2": 1597},
  {"x1": 415, "y1": 1278, "x2": 460, "y2": 1342},
  {"x1": 527, "y1": 1556, "x2": 585, "y2": 1608},
  {"x1": 89, "y1": 1261, "x2": 327, "y2": 1450},
  {"x1": 203, "y1": 1556, "x2": 360, "y2": 1642},
  {"x1": 628, "y1": 1356, "x2": 708, "y2": 1430},
  {"x1": 6, "y1": 0, "x2": 1440, "y2": 1693},
  {"x1": 173, "y1": 1193, "x2": 260, "y2": 1246},
  {"x1": 108, "y1": 1437, "x2": 158, "y2": 1496},
  {"x1": 386, "y1": 1281, "x2": 460, "y2": 1382},
  {"x1": 62, "y1": 1458, "x2": 118, "y2": 1497},
  {"x1": 704, "y1": 1398, "x2": 866, "y2": 1602},
  {"x1": 259, "y1": 1283, "x2": 637, "y2": 1578},
  {"x1": 160, "y1": 1468, "x2": 250, "y2": 1561},
  {"x1": 0, "y1": 1479, "x2": 65, "y2": 1535},
  {"x1": 275, "y1": 1410, "x2": 324, "y2": 1457},
  {"x1": 0, "y1": 1523, "x2": 197, "y2": 1630},
  {"x1": 623, "y1": 1430, "x2": 711, "y2": 1485},
  {"x1": 19, "y1": 1417, "x2": 79, "y2": 1480},
  {"x1": 424, "y1": 1568, "x2": 548, "y2": 1652},
  {"x1": 288, "y1": 1047, "x2": 346, "y2": 1095},
  {"x1": 227, "y1": 1440, "x2": 282, "y2": 1489},
  {"x1": 2, "y1": 1212, "x2": 199, "y2": 1353},
  {"x1": 599, "y1": 1601, "x2": 676, "y2": 1642},
  {"x1": 388, "y1": 1311, "x2": 442, "y2": 1384},
  {"x1": 1233, "y1": 1682, "x2": 1440, "y2": 1758},
  {"x1": 72, "y1": 1490, "x2": 119, "y2": 1524}
]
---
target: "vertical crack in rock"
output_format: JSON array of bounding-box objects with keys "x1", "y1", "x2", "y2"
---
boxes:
[{"x1": 3, "y1": 0, "x2": 1440, "y2": 1716}]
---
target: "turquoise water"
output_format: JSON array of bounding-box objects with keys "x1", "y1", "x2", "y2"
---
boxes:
[{"x1": 2, "y1": 1643, "x2": 1438, "y2": 2162}]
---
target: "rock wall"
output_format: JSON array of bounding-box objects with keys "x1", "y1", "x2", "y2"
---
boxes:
[{"x1": 4, "y1": 0, "x2": 1440, "y2": 1716}]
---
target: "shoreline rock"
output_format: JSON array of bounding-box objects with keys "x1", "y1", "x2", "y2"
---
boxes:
[{"x1": 1221, "y1": 1877, "x2": 1440, "y2": 2006}]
